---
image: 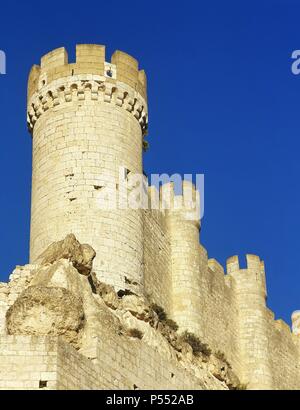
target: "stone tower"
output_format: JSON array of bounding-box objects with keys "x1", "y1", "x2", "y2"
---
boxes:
[
  {"x1": 27, "y1": 44, "x2": 148, "y2": 294},
  {"x1": 160, "y1": 181, "x2": 202, "y2": 336},
  {"x1": 227, "y1": 254, "x2": 273, "y2": 389}
]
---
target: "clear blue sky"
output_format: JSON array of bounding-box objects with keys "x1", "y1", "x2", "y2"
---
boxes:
[{"x1": 0, "y1": 0, "x2": 299, "y2": 325}]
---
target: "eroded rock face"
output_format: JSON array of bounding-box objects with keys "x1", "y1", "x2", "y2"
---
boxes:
[
  {"x1": 207, "y1": 356, "x2": 240, "y2": 389},
  {"x1": 6, "y1": 286, "x2": 85, "y2": 348},
  {"x1": 120, "y1": 294, "x2": 157, "y2": 325},
  {"x1": 89, "y1": 272, "x2": 120, "y2": 310},
  {"x1": 34, "y1": 233, "x2": 96, "y2": 276},
  {"x1": 30, "y1": 259, "x2": 83, "y2": 295}
]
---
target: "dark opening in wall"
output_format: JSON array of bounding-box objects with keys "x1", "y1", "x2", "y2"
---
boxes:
[{"x1": 39, "y1": 380, "x2": 48, "y2": 388}]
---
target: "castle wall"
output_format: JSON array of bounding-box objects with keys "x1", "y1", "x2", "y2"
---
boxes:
[
  {"x1": 194, "y1": 254, "x2": 241, "y2": 376},
  {"x1": 93, "y1": 332, "x2": 223, "y2": 390},
  {"x1": 265, "y1": 315, "x2": 300, "y2": 389},
  {"x1": 146, "y1": 183, "x2": 242, "y2": 375},
  {"x1": 143, "y1": 224, "x2": 300, "y2": 389},
  {"x1": 56, "y1": 338, "x2": 101, "y2": 389},
  {"x1": 0, "y1": 335, "x2": 59, "y2": 390},
  {"x1": 0, "y1": 332, "x2": 226, "y2": 390},
  {"x1": 143, "y1": 209, "x2": 172, "y2": 313},
  {"x1": 0, "y1": 335, "x2": 101, "y2": 390}
]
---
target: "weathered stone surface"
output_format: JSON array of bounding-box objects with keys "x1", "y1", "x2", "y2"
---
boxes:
[
  {"x1": 207, "y1": 355, "x2": 240, "y2": 389},
  {"x1": 30, "y1": 259, "x2": 83, "y2": 295},
  {"x1": 89, "y1": 272, "x2": 120, "y2": 310},
  {"x1": 120, "y1": 294, "x2": 154, "y2": 323},
  {"x1": 6, "y1": 286, "x2": 85, "y2": 347},
  {"x1": 34, "y1": 234, "x2": 96, "y2": 276}
]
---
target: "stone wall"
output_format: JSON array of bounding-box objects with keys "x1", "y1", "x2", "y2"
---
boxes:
[
  {"x1": 93, "y1": 333, "x2": 224, "y2": 390},
  {"x1": 136, "y1": 204, "x2": 300, "y2": 389},
  {"x1": 267, "y1": 315, "x2": 300, "y2": 389},
  {"x1": 143, "y1": 209, "x2": 172, "y2": 313},
  {"x1": 195, "y1": 254, "x2": 241, "y2": 377},
  {"x1": 0, "y1": 334, "x2": 225, "y2": 390},
  {"x1": 0, "y1": 335, "x2": 59, "y2": 390}
]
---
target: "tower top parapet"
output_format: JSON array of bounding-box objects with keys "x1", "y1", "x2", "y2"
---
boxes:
[
  {"x1": 27, "y1": 45, "x2": 148, "y2": 135},
  {"x1": 28, "y1": 44, "x2": 147, "y2": 102},
  {"x1": 226, "y1": 254, "x2": 265, "y2": 274},
  {"x1": 226, "y1": 254, "x2": 267, "y2": 299}
]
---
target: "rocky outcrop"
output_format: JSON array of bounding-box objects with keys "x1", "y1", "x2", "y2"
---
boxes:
[
  {"x1": 2, "y1": 234, "x2": 241, "y2": 390},
  {"x1": 89, "y1": 272, "x2": 120, "y2": 310},
  {"x1": 34, "y1": 233, "x2": 95, "y2": 276},
  {"x1": 5, "y1": 236, "x2": 121, "y2": 351},
  {"x1": 6, "y1": 286, "x2": 85, "y2": 347}
]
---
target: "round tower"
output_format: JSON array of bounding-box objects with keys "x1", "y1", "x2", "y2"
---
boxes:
[
  {"x1": 227, "y1": 254, "x2": 273, "y2": 389},
  {"x1": 27, "y1": 44, "x2": 148, "y2": 294},
  {"x1": 161, "y1": 181, "x2": 202, "y2": 336}
]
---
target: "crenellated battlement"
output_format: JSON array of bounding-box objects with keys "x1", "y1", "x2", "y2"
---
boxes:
[
  {"x1": 28, "y1": 45, "x2": 147, "y2": 100},
  {"x1": 226, "y1": 254, "x2": 267, "y2": 299},
  {"x1": 27, "y1": 45, "x2": 148, "y2": 134},
  {"x1": 158, "y1": 181, "x2": 201, "y2": 227},
  {"x1": 226, "y1": 254, "x2": 265, "y2": 274},
  {"x1": 146, "y1": 181, "x2": 201, "y2": 222}
]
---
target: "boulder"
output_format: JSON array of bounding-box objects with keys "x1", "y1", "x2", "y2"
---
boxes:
[
  {"x1": 6, "y1": 285, "x2": 85, "y2": 348},
  {"x1": 34, "y1": 234, "x2": 96, "y2": 275}
]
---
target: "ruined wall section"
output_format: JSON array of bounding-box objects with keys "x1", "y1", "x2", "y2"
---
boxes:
[{"x1": 0, "y1": 265, "x2": 37, "y2": 335}]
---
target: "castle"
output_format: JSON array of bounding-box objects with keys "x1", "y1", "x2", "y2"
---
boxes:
[{"x1": 0, "y1": 44, "x2": 299, "y2": 390}]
